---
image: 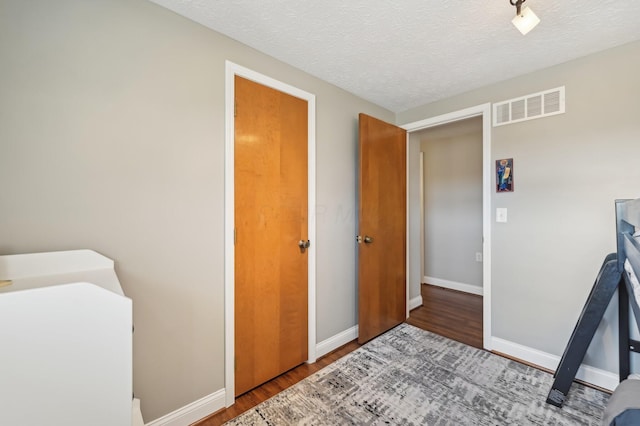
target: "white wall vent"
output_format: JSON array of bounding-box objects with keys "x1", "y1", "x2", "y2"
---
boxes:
[{"x1": 493, "y1": 86, "x2": 565, "y2": 127}]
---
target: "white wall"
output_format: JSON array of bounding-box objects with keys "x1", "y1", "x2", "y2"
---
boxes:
[
  {"x1": 0, "y1": 0, "x2": 393, "y2": 421},
  {"x1": 419, "y1": 117, "x2": 483, "y2": 290},
  {"x1": 397, "y1": 40, "x2": 640, "y2": 376}
]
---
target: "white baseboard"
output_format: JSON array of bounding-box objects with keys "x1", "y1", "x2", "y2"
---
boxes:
[
  {"x1": 315, "y1": 325, "x2": 358, "y2": 359},
  {"x1": 424, "y1": 276, "x2": 483, "y2": 296},
  {"x1": 145, "y1": 389, "x2": 225, "y2": 426},
  {"x1": 145, "y1": 325, "x2": 361, "y2": 426},
  {"x1": 409, "y1": 295, "x2": 423, "y2": 310},
  {"x1": 491, "y1": 336, "x2": 619, "y2": 391}
]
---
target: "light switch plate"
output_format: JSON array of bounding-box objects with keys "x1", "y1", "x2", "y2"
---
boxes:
[{"x1": 496, "y1": 208, "x2": 508, "y2": 223}]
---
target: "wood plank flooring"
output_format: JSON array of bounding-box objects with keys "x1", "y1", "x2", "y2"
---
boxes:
[
  {"x1": 407, "y1": 284, "x2": 483, "y2": 349},
  {"x1": 194, "y1": 284, "x2": 482, "y2": 426}
]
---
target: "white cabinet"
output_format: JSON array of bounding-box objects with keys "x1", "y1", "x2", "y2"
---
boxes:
[{"x1": 0, "y1": 250, "x2": 132, "y2": 426}]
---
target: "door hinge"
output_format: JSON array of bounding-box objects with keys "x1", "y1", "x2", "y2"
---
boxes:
[
  {"x1": 234, "y1": 228, "x2": 237, "y2": 245},
  {"x1": 234, "y1": 101, "x2": 237, "y2": 117}
]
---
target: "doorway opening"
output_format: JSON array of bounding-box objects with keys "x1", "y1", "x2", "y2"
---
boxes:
[{"x1": 402, "y1": 103, "x2": 492, "y2": 350}]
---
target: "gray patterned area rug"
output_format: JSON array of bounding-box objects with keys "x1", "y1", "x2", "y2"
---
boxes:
[{"x1": 226, "y1": 324, "x2": 608, "y2": 425}]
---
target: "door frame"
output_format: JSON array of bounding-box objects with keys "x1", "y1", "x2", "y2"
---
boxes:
[
  {"x1": 224, "y1": 61, "x2": 317, "y2": 407},
  {"x1": 400, "y1": 103, "x2": 492, "y2": 350}
]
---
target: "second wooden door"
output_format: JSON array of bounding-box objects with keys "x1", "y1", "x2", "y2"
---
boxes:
[{"x1": 357, "y1": 113, "x2": 407, "y2": 344}]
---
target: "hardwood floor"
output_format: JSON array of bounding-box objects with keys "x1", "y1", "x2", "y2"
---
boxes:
[
  {"x1": 194, "y1": 283, "x2": 482, "y2": 426},
  {"x1": 406, "y1": 284, "x2": 483, "y2": 349}
]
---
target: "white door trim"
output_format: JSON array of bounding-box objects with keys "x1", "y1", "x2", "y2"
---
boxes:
[
  {"x1": 400, "y1": 103, "x2": 492, "y2": 351},
  {"x1": 224, "y1": 61, "x2": 317, "y2": 407},
  {"x1": 419, "y1": 152, "x2": 425, "y2": 283}
]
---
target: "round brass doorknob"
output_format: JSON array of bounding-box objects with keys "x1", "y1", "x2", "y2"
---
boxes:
[{"x1": 363, "y1": 236, "x2": 374, "y2": 244}]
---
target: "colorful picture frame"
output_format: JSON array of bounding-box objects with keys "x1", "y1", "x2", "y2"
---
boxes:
[{"x1": 496, "y1": 158, "x2": 514, "y2": 192}]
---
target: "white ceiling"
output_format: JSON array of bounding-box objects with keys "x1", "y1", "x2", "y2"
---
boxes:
[{"x1": 149, "y1": 0, "x2": 640, "y2": 113}]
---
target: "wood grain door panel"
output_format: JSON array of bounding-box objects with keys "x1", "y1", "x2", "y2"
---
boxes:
[
  {"x1": 235, "y1": 76, "x2": 308, "y2": 396},
  {"x1": 358, "y1": 113, "x2": 407, "y2": 344}
]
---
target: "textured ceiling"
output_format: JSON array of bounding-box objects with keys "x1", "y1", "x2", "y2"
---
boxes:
[{"x1": 149, "y1": 0, "x2": 640, "y2": 113}]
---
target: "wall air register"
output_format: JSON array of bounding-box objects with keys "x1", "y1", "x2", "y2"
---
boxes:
[{"x1": 493, "y1": 86, "x2": 565, "y2": 127}]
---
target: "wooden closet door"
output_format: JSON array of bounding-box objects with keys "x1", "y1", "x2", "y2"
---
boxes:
[{"x1": 234, "y1": 76, "x2": 308, "y2": 396}]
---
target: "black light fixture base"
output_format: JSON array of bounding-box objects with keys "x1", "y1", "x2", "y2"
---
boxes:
[{"x1": 510, "y1": 0, "x2": 525, "y2": 16}]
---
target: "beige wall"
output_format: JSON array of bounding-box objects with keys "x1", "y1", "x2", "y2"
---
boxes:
[
  {"x1": 419, "y1": 117, "x2": 483, "y2": 288},
  {"x1": 0, "y1": 0, "x2": 393, "y2": 421},
  {"x1": 398, "y1": 40, "x2": 640, "y2": 374}
]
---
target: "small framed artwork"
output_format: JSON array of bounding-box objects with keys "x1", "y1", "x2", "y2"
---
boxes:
[{"x1": 496, "y1": 158, "x2": 514, "y2": 192}]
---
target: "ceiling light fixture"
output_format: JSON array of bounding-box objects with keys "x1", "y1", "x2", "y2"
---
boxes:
[{"x1": 510, "y1": 0, "x2": 540, "y2": 35}]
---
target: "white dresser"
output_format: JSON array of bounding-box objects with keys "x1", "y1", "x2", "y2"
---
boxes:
[{"x1": 0, "y1": 250, "x2": 134, "y2": 426}]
